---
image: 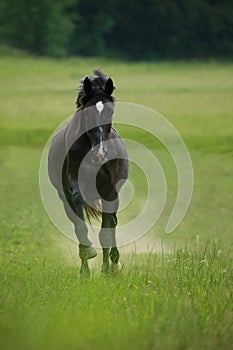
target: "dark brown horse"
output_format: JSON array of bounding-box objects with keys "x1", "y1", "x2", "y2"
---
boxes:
[{"x1": 48, "y1": 70, "x2": 128, "y2": 274}]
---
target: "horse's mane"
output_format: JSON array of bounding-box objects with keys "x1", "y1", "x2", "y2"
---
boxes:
[{"x1": 76, "y1": 69, "x2": 115, "y2": 108}]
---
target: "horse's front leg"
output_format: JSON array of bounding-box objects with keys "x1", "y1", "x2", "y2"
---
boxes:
[
  {"x1": 99, "y1": 212, "x2": 114, "y2": 274},
  {"x1": 69, "y1": 179, "x2": 97, "y2": 275},
  {"x1": 99, "y1": 212, "x2": 121, "y2": 274},
  {"x1": 109, "y1": 213, "x2": 121, "y2": 272}
]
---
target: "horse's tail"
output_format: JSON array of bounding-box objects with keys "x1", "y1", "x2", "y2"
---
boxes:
[{"x1": 84, "y1": 200, "x2": 102, "y2": 223}]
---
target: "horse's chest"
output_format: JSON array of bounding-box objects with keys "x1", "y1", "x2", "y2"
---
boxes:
[{"x1": 79, "y1": 163, "x2": 111, "y2": 201}]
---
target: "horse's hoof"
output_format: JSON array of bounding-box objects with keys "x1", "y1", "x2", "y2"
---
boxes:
[
  {"x1": 80, "y1": 270, "x2": 91, "y2": 278},
  {"x1": 111, "y1": 262, "x2": 122, "y2": 273},
  {"x1": 101, "y1": 265, "x2": 110, "y2": 275},
  {"x1": 80, "y1": 265, "x2": 91, "y2": 277},
  {"x1": 79, "y1": 246, "x2": 97, "y2": 260}
]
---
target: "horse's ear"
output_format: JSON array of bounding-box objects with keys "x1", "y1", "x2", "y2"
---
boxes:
[
  {"x1": 83, "y1": 77, "x2": 92, "y2": 94},
  {"x1": 105, "y1": 78, "x2": 114, "y2": 95}
]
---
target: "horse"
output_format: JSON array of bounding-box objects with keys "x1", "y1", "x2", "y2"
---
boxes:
[{"x1": 48, "y1": 69, "x2": 128, "y2": 274}]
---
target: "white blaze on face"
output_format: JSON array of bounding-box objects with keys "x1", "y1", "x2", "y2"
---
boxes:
[
  {"x1": 96, "y1": 101, "x2": 104, "y2": 115},
  {"x1": 95, "y1": 101, "x2": 105, "y2": 161}
]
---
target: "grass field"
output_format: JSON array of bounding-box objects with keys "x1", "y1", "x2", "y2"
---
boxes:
[{"x1": 0, "y1": 49, "x2": 233, "y2": 350}]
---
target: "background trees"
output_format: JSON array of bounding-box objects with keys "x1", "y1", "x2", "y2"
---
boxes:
[{"x1": 0, "y1": 0, "x2": 232, "y2": 59}]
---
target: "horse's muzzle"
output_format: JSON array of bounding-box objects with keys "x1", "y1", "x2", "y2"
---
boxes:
[{"x1": 91, "y1": 147, "x2": 108, "y2": 164}]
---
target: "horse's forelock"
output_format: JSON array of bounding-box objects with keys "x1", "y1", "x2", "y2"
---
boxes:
[{"x1": 76, "y1": 70, "x2": 115, "y2": 109}]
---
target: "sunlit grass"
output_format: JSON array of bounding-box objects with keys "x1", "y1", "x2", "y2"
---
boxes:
[
  {"x1": 0, "y1": 52, "x2": 232, "y2": 349},
  {"x1": 0, "y1": 235, "x2": 232, "y2": 350},
  {"x1": 0, "y1": 55, "x2": 232, "y2": 136}
]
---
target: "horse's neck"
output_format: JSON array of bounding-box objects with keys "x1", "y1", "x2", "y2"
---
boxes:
[{"x1": 65, "y1": 110, "x2": 86, "y2": 151}]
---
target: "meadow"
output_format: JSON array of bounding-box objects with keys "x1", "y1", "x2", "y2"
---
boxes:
[{"x1": 0, "y1": 49, "x2": 232, "y2": 350}]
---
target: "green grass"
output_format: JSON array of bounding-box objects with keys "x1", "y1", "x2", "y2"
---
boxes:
[
  {"x1": 1, "y1": 244, "x2": 232, "y2": 350},
  {"x1": 0, "y1": 51, "x2": 233, "y2": 350}
]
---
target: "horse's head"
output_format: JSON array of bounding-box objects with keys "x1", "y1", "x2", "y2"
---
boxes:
[{"x1": 82, "y1": 76, "x2": 114, "y2": 164}]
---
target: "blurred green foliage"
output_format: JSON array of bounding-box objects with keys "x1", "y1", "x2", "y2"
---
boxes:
[{"x1": 0, "y1": 0, "x2": 232, "y2": 58}]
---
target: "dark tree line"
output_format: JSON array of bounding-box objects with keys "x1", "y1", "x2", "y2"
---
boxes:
[{"x1": 0, "y1": 0, "x2": 232, "y2": 59}]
